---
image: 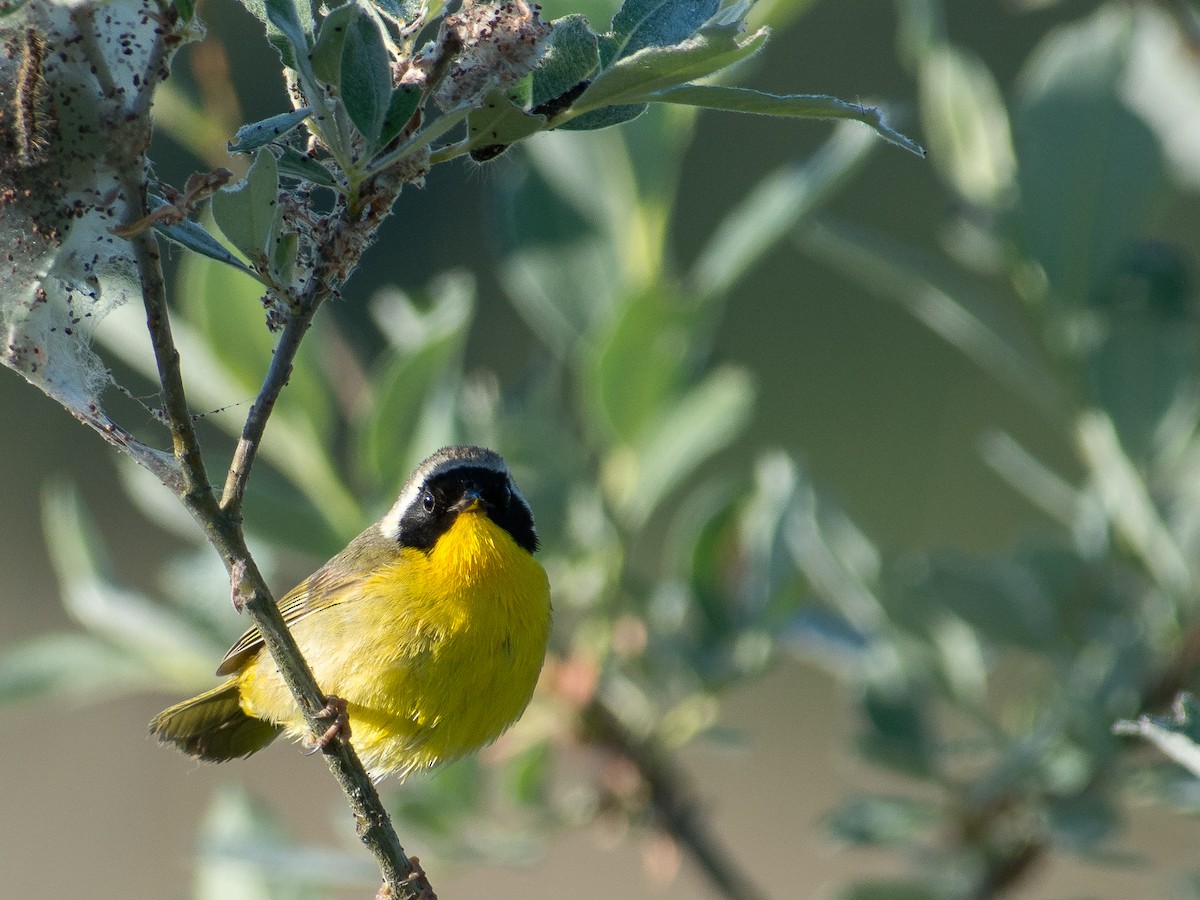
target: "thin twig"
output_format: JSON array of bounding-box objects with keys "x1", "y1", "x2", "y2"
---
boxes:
[
  {"x1": 220, "y1": 309, "x2": 313, "y2": 515},
  {"x1": 584, "y1": 698, "x2": 772, "y2": 900},
  {"x1": 85, "y1": 3, "x2": 427, "y2": 896}
]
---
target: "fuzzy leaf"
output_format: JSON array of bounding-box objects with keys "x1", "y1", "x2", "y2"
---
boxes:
[
  {"x1": 311, "y1": 2, "x2": 359, "y2": 89},
  {"x1": 605, "y1": 0, "x2": 721, "y2": 65},
  {"x1": 532, "y1": 15, "x2": 600, "y2": 110},
  {"x1": 558, "y1": 103, "x2": 647, "y2": 131},
  {"x1": 570, "y1": 22, "x2": 769, "y2": 116},
  {"x1": 466, "y1": 91, "x2": 546, "y2": 154},
  {"x1": 149, "y1": 196, "x2": 261, "y2": 280},
  {"x1": 277, "y1": 148, "x2": 340, "y2": 187},
  {"x1": 1115, "y1": 694, "x2": 1200, "y2": 779},
  {"x1": 257, "y1": 0, "x2": 317, "y2": 76},
  {"x1": 211, "y1": 148, "x2": 281, "y2": 268},
  {"x1": 653, "y1": 84, "x2": 924, "y2": 156},
  {"x1": 228, "y1": 108, "x2": 313, "y2": 154},
  {"x1": 380, "y1": 86, "x2": 421, "y2": 147},
  {"x1": 340, "y1": 10, "x2": 394, "y2": 147}
]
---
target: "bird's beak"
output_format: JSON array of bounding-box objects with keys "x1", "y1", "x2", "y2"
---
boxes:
[{"x1": 451, "y1": 489, "x2": 486, "y2": 513}]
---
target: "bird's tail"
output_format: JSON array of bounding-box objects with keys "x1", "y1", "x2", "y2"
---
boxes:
[{"x1": 150, "y1": 680, "x2": 281, "y2": 762}]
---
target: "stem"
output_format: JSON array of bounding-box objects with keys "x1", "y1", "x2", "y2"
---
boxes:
[
  {"x1": 81, "y1": 5, "x2": 429, "y2": 895},
  {"x1": 220, "y1": 309, "x2": 312, "y2": 515},
  {"x1": 584, "y1": 698, "x2": 772, "y2": 900}
]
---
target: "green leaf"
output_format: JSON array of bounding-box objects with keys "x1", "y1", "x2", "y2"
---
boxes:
[
  {"x1": 570, "y1": 22, "x2": 769, "y2": 117},
  {"x1": 1086, "y1": 243, "x2": 1196, "y2": 459},
  {"x1": 270, "y1": 229, "x2": 299, "y2": 287},
  {"x1": 0, "y1": 633, "x2": 148, "y2": 706},
  {"x1": 1075, "y1": 410, "x2": 1192, "y2": 596},
  {"x1": 41, "y1": 483, "x2": 221, "y2": 682},
  {"x1": 558, "y1": 103, "x2": 647, "y2": 131},
  {"x1": 689, "y1": 120, "x2": 879, "y2": 302},
  {"x1": 466, "y1": 90, "x2": 546, "y2": 154},
  {"x1": 211, "y1": 148, "x2": 281, "y2": 268},
  {"x1": 653, "y1": 84, "x2": 924, "y2": 156},
  {"x1": 257, "y1": 0, "x2": 317, "y2": 75},
  {"x1": 616, "y1": 366, "x2": 754, "y2": 525},
  {"x1": 1013, "y1": 6, "x2": 1165, "y2": 312},
  {"x1": 588, "y1": 284, "x2": 698, "y2": 443},
  {"x1": 858, "y1": 680, "x2": 934, "y2": 778},
  {"x1": 228, "y1": 108, "x2": 313, "y2": 154},
  {"x1": 531, "y1": 15, "x2": 600, "y2": 110},
  {"x1": 149, "y1": 196, "x2": 261, "y2": 281},
  {"x1": 918, "y1": 44, "x2": 1014, "y2": 206},
  {"x1": 502, "y1": 242, "x2": 618, "y2": 355},
  {"x1": 1046, "y1": 789, "x2": 1119, "y2": 852},
  {"x1": 380, "y1": 85, "x2": 421, "y2": 147},
  {"x1": 372, "y1": 0, "x2": 424, "y2": 21},
  {"x1": 358, "y1": 281, "x2": 473, "y2": 494},
  {"x1": 340, "y1": 10, "x2": 393, "y2": 148},
  {"x1": 825, "y1": 795, "x2": 939, "y2": 846},
  {"x1": 277, "y1": 147, "x2": 340, "y2": 187},
  {"x1": 175, "y1": 0, "x2": 196, "y2": 22},
  {"x1": 606, "y1": 0, "x2": 721, "y2": 64},
  {"x1": 311, "y1": 2, "x2": 359, "y2": 89}
]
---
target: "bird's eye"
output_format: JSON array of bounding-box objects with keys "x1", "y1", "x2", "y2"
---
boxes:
[
  {"x1": 501, "y1": 482, "x2": 513, "y2": 506},
  {"x1": 422, "y1": 491, "x2": 436, "y2": 513}
]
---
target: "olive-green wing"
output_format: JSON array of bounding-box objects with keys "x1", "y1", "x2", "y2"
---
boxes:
[{"x1": 215, "y1": 562, "x2": 367, "y2": 675}]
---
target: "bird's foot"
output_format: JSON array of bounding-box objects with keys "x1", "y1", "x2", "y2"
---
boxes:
[{"x1": 303, "y1": 695, "x2": 350, "y2": 754}]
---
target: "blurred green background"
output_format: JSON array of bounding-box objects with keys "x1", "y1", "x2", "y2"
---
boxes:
[{"x1": 7, "y1": 0, "x2": 1200, "y2": 897}]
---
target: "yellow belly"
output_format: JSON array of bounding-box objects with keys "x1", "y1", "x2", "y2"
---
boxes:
[{"x1": 236, "y1": 509, "x2": 551, "y2": 778}]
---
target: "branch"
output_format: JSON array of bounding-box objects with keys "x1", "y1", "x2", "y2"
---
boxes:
[
  {"x1": 220, "y1": 308, "x2": 312, "y2": 515},
  {"x1": 85, "y1": 5, "x2": 427, "y2": 895},
  {"x1": 584, "y1": 698, "x2": 772, "y2": 900}
]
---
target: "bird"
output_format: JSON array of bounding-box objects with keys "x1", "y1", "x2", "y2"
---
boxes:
[{"x1": 150, "y1": 445, "x2": 552, "y2": 780}]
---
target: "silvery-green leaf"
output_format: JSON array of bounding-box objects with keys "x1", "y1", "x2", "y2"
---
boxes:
[
  {"x1": 311, "y1": 2, "x2": 359, "y2": 89},
  {"x1": 569, "y1": 22, "x2": 768, "y2": 117},
  {"x1": 606, "y1": 0, "x2": 721, "y2": 64},
  {"x1": 228, "y1": 108, "x2": 313, "y2": 154},
  {"x1": 531, "y1": 15, "x2": 600, "y2": 110},
  {"x1": 654, "y1": 84, "x2": 924, "y2": 156},
  {"x1": 466, "y1": 91, "x2": 545, "y2": 153},
  {"x1": 258, "y1": 0, "x2": 317, "y2": 77},
  {"x1": 148, "y1": 196, "x2": 260, "y2": 280},
  {"x1": 380, "y1": 86, "x2": 421, "y2": 147},
  {"x1": 211, "y1": 148, "x2": 281, "y2": 267},
  {"x1": 277, "y1": 147, "x2": 340, "y2": 188},
  {"x1": 340, "y1": 10, "x2": 393, "y2": 148}
]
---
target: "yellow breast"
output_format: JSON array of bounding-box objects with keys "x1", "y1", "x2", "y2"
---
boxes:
[{"x1": 237, "y1": 508, "x2": 551, "y2": 778}]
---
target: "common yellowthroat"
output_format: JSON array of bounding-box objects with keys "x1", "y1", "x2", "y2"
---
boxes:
[{"x1": 150, "y1": 446, "x2": 551, "y2": 779}]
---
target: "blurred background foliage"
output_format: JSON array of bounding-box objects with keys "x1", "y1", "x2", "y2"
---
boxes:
[{"x1": 6, "y1": 0, "x2": 1200, "y2": 898}]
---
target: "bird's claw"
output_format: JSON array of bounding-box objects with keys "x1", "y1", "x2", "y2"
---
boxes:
[{"x1": 303, "y1": 695, "x2": 350, "y2": 755}]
